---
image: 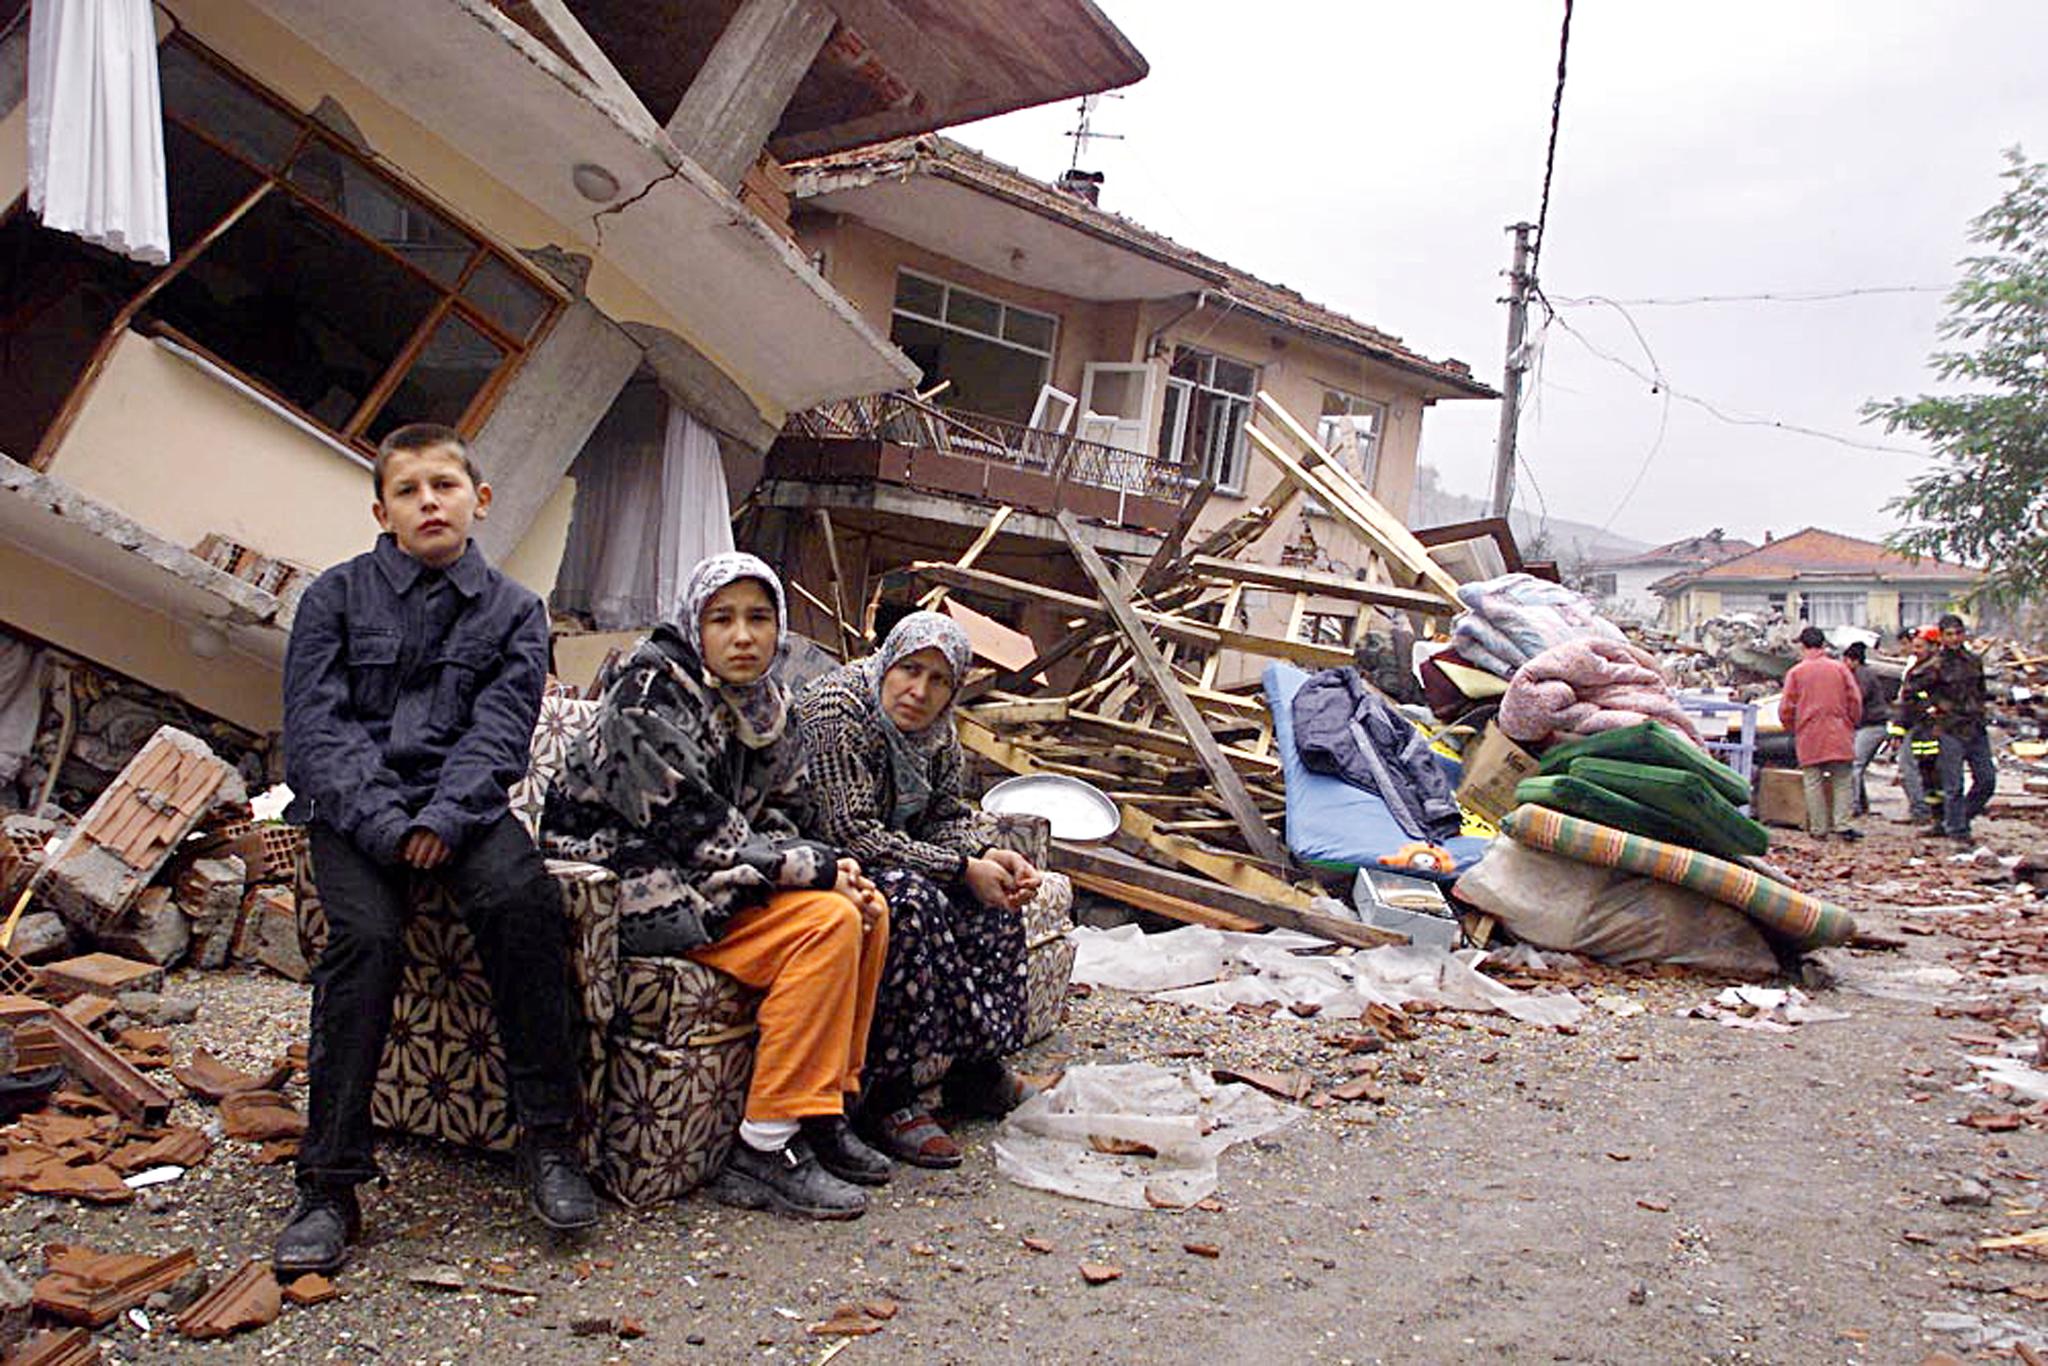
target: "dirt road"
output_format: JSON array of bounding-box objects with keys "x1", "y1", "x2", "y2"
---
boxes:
[{"x1": 8, "y1": 795, "x2": 2046, "y2": 1364}]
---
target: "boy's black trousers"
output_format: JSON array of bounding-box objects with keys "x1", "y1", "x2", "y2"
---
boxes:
[{"x1": 297, "y1": 813, "x2": 582, "y2": 1188}]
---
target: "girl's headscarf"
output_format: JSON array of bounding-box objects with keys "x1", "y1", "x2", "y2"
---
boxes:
[
  {"x1": 679, "y1": 552, "x2": 789, "y2": 750},
  {"x1": 863, "y1": 611, "x2": 973, "y2": 830}
]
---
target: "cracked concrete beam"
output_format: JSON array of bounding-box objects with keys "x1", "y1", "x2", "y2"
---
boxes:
[{"x1": 0, "y1": 454, "x2": 285, "y2": 628}]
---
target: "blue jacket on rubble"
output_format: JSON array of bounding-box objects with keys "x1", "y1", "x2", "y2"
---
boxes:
[
  {"x1": 282, "y1": 533, "x2": 546, "y2": 864},
  {"x1": 1290, "y1": 666, "x2": 1464, "y2": 843}
]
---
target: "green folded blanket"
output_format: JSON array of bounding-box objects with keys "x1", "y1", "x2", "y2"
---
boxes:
[
  {"x1": 1538, "y1": 721, "x2": 1749, "y2": 807},
  {"x1": 1513, "y1": 774, "x2": 1698, "y2": 849},
  {"x1": 1566, "y1": 756, "x2": 1771, "y2": 860}
]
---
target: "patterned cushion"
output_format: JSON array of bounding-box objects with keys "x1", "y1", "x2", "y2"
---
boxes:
[
  {"x1": 510, "y1": 696, "x2": 600, "y2": 841},
  {"x1": 1501, "y1": 805, "x2": 1855, "y2": 950},
  {"x1": 296, "y1": 851, "x2": 618, "y2": 1160},
  {"x1": 615, "y1": 956, "x2": 762, "y2": 1049},
  {"x1": 1023, "y1": 933, "x2": 1078, "y2": 1047},
  {"x1": 600, "y1": 1030, "x2": 755, "y2": 1208}
]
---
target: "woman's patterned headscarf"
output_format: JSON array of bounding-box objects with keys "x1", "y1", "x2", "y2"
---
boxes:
[
  {"x1": 679, "y1": 552, "x2": 789, "y2": 749},
  {"x1": 863, "y1": 610, "x2": 973, "y2": 829}
]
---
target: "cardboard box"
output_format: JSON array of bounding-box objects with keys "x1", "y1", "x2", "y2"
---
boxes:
[
  {"x1": 1754, "y1": 767, "x2": 1805, "y2": 828},
  {"x1": 1455, "y1": 723, "x2": 1541, "y2": 825}
]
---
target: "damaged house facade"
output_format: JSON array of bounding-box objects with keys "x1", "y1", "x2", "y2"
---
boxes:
[
  {"x1": 0, "y1": 0, "x2": 1144, "y2": 752},
  {"x1": 743, "y1": 137, "x2": 1496, "y2": 676}
]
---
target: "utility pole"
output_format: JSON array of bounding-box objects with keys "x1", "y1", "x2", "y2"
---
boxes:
[{"x1": 1489, "y1": 222, "x2": 1535, "y2": 519}]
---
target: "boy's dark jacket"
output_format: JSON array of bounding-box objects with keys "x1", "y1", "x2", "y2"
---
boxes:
[{"x1": 283, "y1": 533, "x2": 547, "y2": 862}]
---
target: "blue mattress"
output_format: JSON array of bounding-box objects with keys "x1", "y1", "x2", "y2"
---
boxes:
[{"x1": 1263, "y1": 663, "x2": 1491, "y2": 876}]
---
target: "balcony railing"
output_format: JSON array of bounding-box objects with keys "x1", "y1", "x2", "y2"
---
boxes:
[{"x1": 784, "y1": 392, "x2": 1191, "y2": 504}]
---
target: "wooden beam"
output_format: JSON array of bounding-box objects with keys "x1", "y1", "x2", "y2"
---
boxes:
[
  {"x1": 1184, "y1": 556, "x2": 1452, "y2": 615},
  {"x1": 1251, "y1": 392, "x2": 1464, "y2": 602},
  {"x1": 917, "y1": 505, "x2": 1013, "y2": 611},
  {"x1": 813, "y1": 509, "x2": 861, "y2": 660},
  {"x1": 1067, "y1": 870, "x2": 1264, "y2": 933},
  {"x1": 665, "y1": 0, "x2": 835, "y2": 189},
  {"x1": 909, "y1": 563, "x2": 1352, "y2": 669},
  {"x1": 1134, "y1": 476, "x2": 1216, "y2": 598},
  {"x1": 1056, "y1": 511, "x2": 1289, "y2": 866},
  {"x1": 1051, "y1": 841, "x2": 1402, "y2": 950}
]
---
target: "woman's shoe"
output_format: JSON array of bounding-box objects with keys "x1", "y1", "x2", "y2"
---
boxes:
[
  {"x1": 862, "y1": 1107, "x2": 963, "y2": 1169},
  {"x1": 942, "y1": 1062, "x2": 1039, "y2": 1120}
]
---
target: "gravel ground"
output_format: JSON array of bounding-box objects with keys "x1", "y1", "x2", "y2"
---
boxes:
[{"x1": 9, "y1": 778, "x2": 2048, "y2": 1364}]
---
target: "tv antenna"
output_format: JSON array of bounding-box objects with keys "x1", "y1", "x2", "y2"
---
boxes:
[{"x1": 1066, "y1": 93, "x2": 1124, "y2": 172}]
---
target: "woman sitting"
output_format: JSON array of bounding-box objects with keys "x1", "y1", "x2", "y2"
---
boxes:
[
  {"x1": 796, "y1": 611, "x2": 1042, "y2": 1167},
  {"x1": 545, "y1": 553, "x2": 891, "y2": 1219}
]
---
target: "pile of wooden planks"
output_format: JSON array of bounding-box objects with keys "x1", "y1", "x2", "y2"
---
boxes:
[{"x1": 900, "y1": 392, "x2": 1466, "y2": 937}]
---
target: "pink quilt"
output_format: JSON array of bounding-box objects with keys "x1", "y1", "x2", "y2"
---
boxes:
[{"x1": 1497, "y1": 638, "x2": 1703, "y2": 747}]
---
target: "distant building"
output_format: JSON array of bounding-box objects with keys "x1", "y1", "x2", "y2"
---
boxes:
[
  {"x1": 1582, "y1": 529, "x2": 1757, "y2": 623},
  {"x1": 1651, "y1": 527, "x2": 1981, "y2": 634}
]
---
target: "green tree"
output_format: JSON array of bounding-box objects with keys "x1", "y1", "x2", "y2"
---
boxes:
[{"x1": 1868, "y1": 147, "x2": 2048, "y2": 602}]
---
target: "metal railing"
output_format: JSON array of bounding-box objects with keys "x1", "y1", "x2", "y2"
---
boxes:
[{"x1": 784, "y1": 392, "x2": 1189, "y2": 502}]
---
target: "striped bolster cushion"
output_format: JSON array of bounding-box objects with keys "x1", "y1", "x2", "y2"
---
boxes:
[{"x1": 1500, "y1": 805, "x2": 1855, "y2": 951}]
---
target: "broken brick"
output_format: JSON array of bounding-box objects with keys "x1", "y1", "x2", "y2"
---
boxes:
[{"x1": 175, "y1": 1258, "x2": 280, "y2": 1340}]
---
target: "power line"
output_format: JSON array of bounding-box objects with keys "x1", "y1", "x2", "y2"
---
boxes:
[
  {"x1": 1546, "y1": 304, "x2": 1928, "y2": 458},
  {"x1": 1550, "y1": 285, "x2": 1948, "y2": 308},
  {"x1": 1530, "y1": 0, "x2": 1574, "y2": 276}
]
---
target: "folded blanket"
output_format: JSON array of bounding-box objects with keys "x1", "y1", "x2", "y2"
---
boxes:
[
  {"x1": 1450, "y1": 573, "x2": 1629, "y2": 679},
  {"x1": 1497, "y1": 638, "x2": 1702, "y2": 748}
]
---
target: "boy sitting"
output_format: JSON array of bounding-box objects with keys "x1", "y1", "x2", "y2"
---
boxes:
[{"x1": 275, "y1": 423, "x2": 597, "y2": 1276}]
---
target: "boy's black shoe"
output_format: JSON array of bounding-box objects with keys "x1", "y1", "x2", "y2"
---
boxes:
[
  {"x1": 800, "y1": 1116, "x2": 893, "y2": 1187},
  {"x1": 273, "y1": 1183, "x2": 361, "y2": 1277},
  {"x1": 711, "y1": 1137, "x2": 866, "y2": 1220},
  {"x1": 519, "y1": 1129, "x2": 599, "y2": 1231}
]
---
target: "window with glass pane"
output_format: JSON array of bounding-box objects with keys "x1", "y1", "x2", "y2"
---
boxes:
[
  {"x1": 146, "y1": 191, "x2": 443, "y2": 429},
  {"x1": 894, "y1": 272, "x2": 944, "y2": 319},
  {"x1": 158, "y1": 43, "x2": 301, "y2": 170},
  {"x1": 1899, "y1": 591, "x2": 1953, "y2": 628},
  {"x1": 889, "y1": 271, "x2": 1057, "y2": 424},
  {"x1": 1720, "y1": 592, "x2": 1770, "y2": 615},
  {"x1": 1162, "y1": 346, "x2": 1257, "y2": 491},
  {"x1": 1804, "y1": 592, "x2": 1867, "y2": 627},
  {"x1": 121, "y1": 37, "x2": 562, "y2": 451},
  {"x1": 366, "y1": 311, "x2": 505, "y2": 442}
]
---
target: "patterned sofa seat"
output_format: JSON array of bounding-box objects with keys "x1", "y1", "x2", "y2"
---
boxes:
[
  {"x1": 298, "y1": 693, "x2": 1079, "y2": 1208},
  {"x1": 295, "y1": 693, "x2": 618, "y2": 1162}
]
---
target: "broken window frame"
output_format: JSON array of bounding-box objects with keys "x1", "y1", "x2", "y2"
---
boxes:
[
  {"x1": 889, "y1": 268, "x2": 1059, "y2": 423},
  {"x1": 1158, "y1": 345, "x2": 1257, "y2": 495},
  {"x1": 10, "y1": 32, "x2": 564, "y2": 467},
  {"x1": 1303, "y1": 388, "x2": 1386, "y2": 515},
  {"x1": 1297, "y1": 609, "x2": 1356, "y2": 648}
]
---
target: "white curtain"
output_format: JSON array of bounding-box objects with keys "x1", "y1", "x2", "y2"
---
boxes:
[
  {"x1": 27, "y1": 0, "x2": 171, "y2": 265},
  {"x1": 554, "y1": 390, "x2": 735, "y2": 630}
]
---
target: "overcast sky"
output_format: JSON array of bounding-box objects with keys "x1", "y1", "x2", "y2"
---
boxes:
[{"x1": 953, "y1": 1, "x2": 2048, "y2": 552}]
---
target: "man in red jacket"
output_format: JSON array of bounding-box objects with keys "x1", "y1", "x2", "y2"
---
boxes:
[{"x1": 1780, "y1": 626, "x2": 1864, "y2": 840}]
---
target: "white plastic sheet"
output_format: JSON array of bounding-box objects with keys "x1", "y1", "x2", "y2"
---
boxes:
[
  {"x1": 993, "y1": 1063, "x2": 1298, "y2": 1210},
  {"x1": 1068, "y1": 924, "x2": 1586, "y2": 1028},
  {"x1": 27, "y1": 0, "x2": 170, "y2": 264}
]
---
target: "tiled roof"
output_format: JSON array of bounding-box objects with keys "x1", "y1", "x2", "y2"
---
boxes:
[
  {"x1": 1596, "y1": 531, "x2": 1758, "y2": 569},
  {"x1": 788, "y1": 137, "x2": 1497, "y2": 399},
  {"x1": 1651, "y1": 527, "x2": 1981, "y2": 591}
]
